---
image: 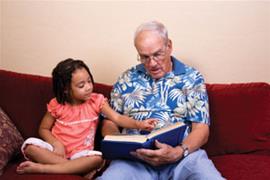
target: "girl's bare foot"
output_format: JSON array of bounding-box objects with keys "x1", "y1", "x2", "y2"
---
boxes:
[{"x1": 16, "y1": 161, "x2": 44, "y2": 174}]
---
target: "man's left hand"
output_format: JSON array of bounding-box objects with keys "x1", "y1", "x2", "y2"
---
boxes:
[{"x1": 131, "y1": 140, "x2": 183, "y2": 166}]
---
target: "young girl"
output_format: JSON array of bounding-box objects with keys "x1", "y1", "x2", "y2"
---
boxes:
[{"x1": 16, "y1": 58, "x2": 156, "y2": 177}]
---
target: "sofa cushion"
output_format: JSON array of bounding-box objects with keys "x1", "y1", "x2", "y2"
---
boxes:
[
  {"x1": 0, "y1": 107, "x2": 24, "y2": 175},
  {"x1": 0, "y1": 70, "x2": 53, "y2": 139},
  {"x1": 211, "y1": 154, "x2": 270, "y2": 180},
  {"x1": 204, "y1": 83, "x2": 270, "y2": 156}
]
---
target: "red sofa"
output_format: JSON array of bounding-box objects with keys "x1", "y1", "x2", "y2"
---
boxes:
[{"x1": 0, "y1": 69, "x2": 270, "y2": 180}]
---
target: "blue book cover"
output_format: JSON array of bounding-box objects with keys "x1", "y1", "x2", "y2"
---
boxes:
[{"x1": 101, "y1": 122, "x2": 187, "y2": 160}]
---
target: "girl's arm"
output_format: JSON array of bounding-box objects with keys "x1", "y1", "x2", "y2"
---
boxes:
[
  {"x1": 39, "y1": 111, "x2": 65, "y2": 157},
  {"x1": 101, "y1": 101, "x2": 156, "y2": 131}
]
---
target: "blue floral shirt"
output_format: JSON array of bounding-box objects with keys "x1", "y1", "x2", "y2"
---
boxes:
[{"x1": 110, "y1": 56, "x2": 210, "y2": 137}]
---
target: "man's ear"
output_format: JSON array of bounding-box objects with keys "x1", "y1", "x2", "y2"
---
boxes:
[
  {"x1": 168, "y1": 39, "x2": 172, "y2": 47},
  {"x1": 167, "y1": 39, "x2": 173, "y2": 53}
]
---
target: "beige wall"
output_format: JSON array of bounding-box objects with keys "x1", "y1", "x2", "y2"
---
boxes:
[{"x1": 1, "y1": 1, "x2": 269, "y2": 84}]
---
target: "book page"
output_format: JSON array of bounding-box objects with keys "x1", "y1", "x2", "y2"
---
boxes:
[
  {"x1": 103, "y1": 134, "x2": 147, "y2": 143},
  {"x1": 103, "y1": 122, "x2": 185, "y2": 143},
  {"x1": 147, "y1": 122, "x2": 184, "y2": 139}
]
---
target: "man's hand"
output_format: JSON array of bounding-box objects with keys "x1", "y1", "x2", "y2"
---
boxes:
[
  {"x1": 136, "y1": 119, "x2": 157, "y2": 131},
  {"x1": 52, "y1": 140, "x2": 66, "y2": 158},
  {"x1": 131, "y1": 140, "x2": 183, "y2": 166}
]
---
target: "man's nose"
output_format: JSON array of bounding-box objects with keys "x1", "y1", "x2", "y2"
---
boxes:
[{"x1": 148, "y1": 56, "x2": 158, "y2": 66}]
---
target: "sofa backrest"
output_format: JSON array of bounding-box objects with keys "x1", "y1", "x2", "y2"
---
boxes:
[
  {"x1": 204, "y1": 83, "x2": 270, "y2": 156},
  {"x1": 0, "y1": 69, "x2": 53, "y2": 138},
  {"x1": 1, "y1": 69, "x2": 270, "y2": 156},
  {"x1": 0, "y1": 69, "x2": 112, "y2": 139}
]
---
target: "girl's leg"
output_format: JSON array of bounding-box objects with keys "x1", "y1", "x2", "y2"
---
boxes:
[
  {"x1": 22, "y1": 137, "x2": 67, "y2": 164},
  {"x1": 24, "y1": 144, "x2": 68, "y2": 164},
  {"x1": 17, "y1": 155, "x2": 104, "y2": 175}
]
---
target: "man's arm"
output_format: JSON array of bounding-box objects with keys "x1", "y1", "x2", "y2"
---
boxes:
[
  {"x1": 181, "y1": 122, "x2": 209, "y2": 154},
  {"x1": 133, "y1": 122, "x2": 209, "y2": 166}
]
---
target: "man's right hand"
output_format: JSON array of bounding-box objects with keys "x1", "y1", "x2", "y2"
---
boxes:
[{"x1": 132, "y1": 140, "x2": 183, "y2": 166}]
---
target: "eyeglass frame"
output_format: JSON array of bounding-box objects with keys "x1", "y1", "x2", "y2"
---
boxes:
[{"x1": 137, "y1": 44, "x2": 168, "y2": 64}]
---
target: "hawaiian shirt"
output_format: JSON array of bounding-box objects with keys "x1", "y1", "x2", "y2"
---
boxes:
[{"x1": 110, "y1": 56, "x2": 210, "y2": 137}]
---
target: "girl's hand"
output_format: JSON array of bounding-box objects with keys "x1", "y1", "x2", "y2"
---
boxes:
[
  {"x1": 52, "y1": 141, "x2": 66, "y2": 158},
  {"x1": 136, "y1": 119, "x2": 157, "y2": 131}
]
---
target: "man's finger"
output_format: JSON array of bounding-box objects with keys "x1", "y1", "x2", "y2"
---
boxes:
[{"x1": 155, "y1": 140, "x2": 167, "y2": 149}]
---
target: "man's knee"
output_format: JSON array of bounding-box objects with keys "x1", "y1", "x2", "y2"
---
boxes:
[{"x1": 173, "y1": 149, "x2": 224, "y2": 179}]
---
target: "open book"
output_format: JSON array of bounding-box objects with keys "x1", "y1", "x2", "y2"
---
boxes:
[{"x1": 101, "y1": 122, "x2": 187, "y2": 160}]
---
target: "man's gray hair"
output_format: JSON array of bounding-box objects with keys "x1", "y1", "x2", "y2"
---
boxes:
[{"x1": 134, "y1": 21, "x2": 169, "y2": 43}]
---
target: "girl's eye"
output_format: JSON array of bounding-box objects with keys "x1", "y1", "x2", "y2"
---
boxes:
[{"x1": 78, "y1": 84, "x2": 84, "y2": 88}]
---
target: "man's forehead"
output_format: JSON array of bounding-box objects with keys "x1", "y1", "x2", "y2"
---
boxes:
[{"x1": 136, "y1": 34, "x2": 165, "y2": 52}]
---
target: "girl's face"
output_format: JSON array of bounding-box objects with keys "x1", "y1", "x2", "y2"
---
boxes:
[{"x1": 69, "y1": 68, "x2": 93, "y2": 105}]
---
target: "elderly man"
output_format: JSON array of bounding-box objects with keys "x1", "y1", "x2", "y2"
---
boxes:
[{"x1": 98, "y1": 21, "x2": 224, "y2": 180}]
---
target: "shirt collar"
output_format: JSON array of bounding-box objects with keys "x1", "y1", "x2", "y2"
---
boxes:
[{"x1": 136, "y1": 56, "x2": 186, "y2": 75}]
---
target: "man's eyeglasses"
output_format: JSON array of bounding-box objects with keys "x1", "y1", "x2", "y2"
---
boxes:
[{"x1": 137, "y1": 46, "x2": 167, "y2": 64}]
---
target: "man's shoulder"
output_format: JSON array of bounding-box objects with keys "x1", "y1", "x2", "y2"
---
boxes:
[
  {"x1": 171, "y1": 56, "x2": 200, "y2": 76},
  {"x1": 173, "y1": 59, "x2": 202, "y2": 77},
  {"x1": 184, "y1": 65, "x2": 201, "y2": 75},
  {"x1": 172, "y1": 58, "x2": 205, "y2": 87},
  {"x1": 117, "y1": 65, "x2": 145, "y2": 81}
]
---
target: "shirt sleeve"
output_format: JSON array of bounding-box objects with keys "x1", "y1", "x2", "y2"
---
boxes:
[
  {"x1": 109, "y1": 86, "x2": 124, "y2": 114},
  {"x1": 185, "y1": 69, "x2": 210, "y2": 125},
  {"x1": 47, "y1": 98, "x2": 61, "y2": 118},
  {"x1": 89, "y1": 93, "x2": 108, "y2": 114}
]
